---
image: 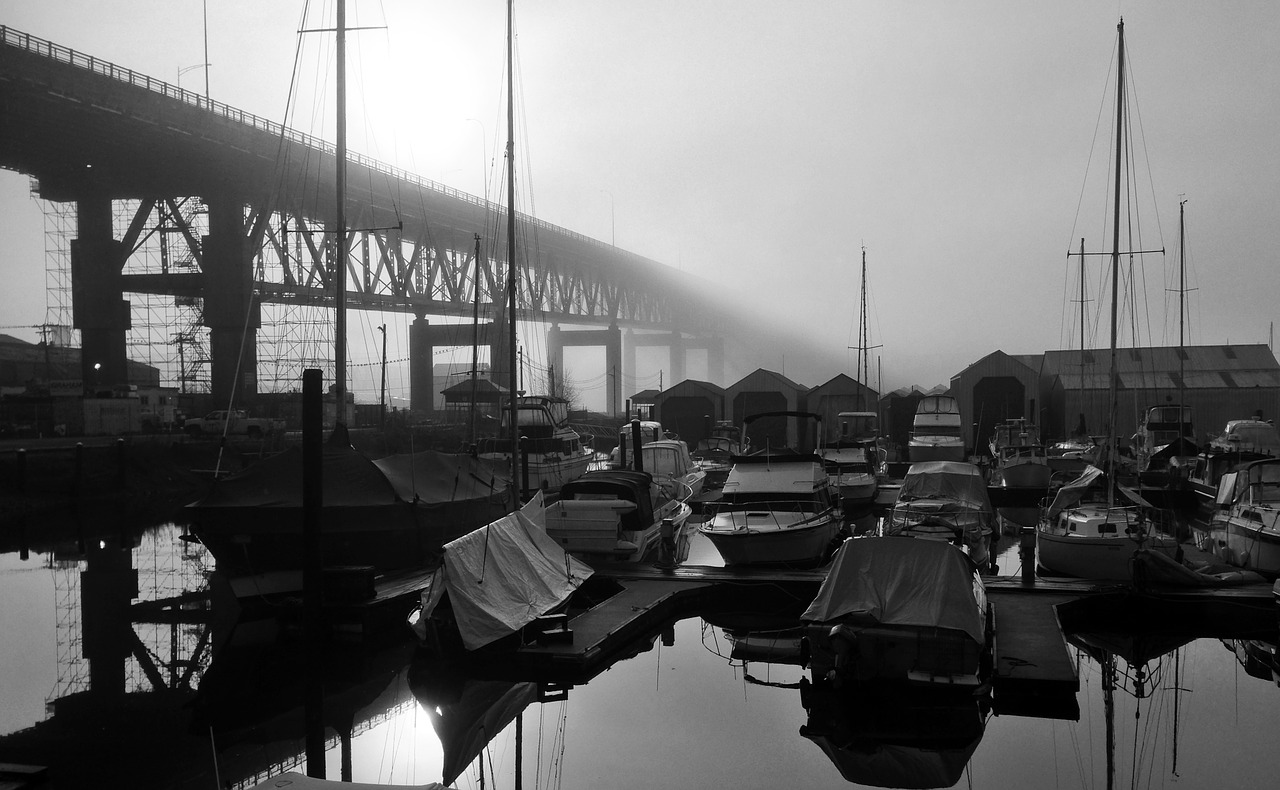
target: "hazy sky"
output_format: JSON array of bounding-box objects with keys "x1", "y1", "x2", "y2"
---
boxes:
[{"x1": 1, "y1": 1, "x2": 1277, "y2": 407}]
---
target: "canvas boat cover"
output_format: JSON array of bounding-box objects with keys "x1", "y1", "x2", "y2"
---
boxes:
[
  {"x1": 418, "y1": 494, "x2": 594, "y2": 651},
  {"x1": 897, "y1": 461, "x2": 992, "y2": 511},
  {"x1": 801, "y1": 536, "x2": 985, "y2": 646}
]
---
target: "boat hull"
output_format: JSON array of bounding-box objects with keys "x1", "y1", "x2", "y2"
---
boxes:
[
  {"x1": 1211, "y1": 509, "x2": 1280, "y2": 576},
  {"x1": 479, "y1": 449, "x2": 594, "y2": 495},
  {"x1": 700, "y1": 512, "x2": 841, "y2": 566},
  {"x1": 1037, "y1": 525, "x2": 1180, "y2": 580}
]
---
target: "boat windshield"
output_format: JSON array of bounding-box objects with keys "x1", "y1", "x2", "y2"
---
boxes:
[
  {"x1": 641, "y1": 446, "x2": 686, "y2": 476},
  {"x1": 719, "y1": 491, "x2": 831, "y2": 510},
  {"x1": 1245, "y1": 463, "x2": 1280, "y2": 503}
]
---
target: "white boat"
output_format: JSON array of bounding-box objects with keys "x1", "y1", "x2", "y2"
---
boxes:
[
  {"x1": 817, "y1": 444, "x2": 878, "y2": 509},
  {"x1": 882, "y1": 460, "x2": 995, "y2": 568},
  {"x1": 1187, "y1": 418, "x2": 1280, "y2": 507},
  {"x1": 408, "y1": 494, "x2": 594, "y2": 652},
  {"x1": 544, "y1": 468, "x2": 694, "y2": 563},
  {"x1": 691, "y1": 420, "x2": 749, "y2": 489},
  {"x1": 609, "y1": 419, "x2": 664, "y2": 467},
  {"x1": 477, "y1": 395, "x2": 594, "y2": 496},
  {"x1": 1036, "y1": 19, "x2": 1182, "y2": 582},
  {"x1": 908, "y1": 395, "x2": 965, "y2": 463},
  {"x1": 988, "y1": 418, "x2": 1052, "y2": 528},
  {"x1": 1209, "y1": 458, "x2": 1280, "y2": 575},
  {"x1": 1037, "y1": 466, "x2": 1181, "y2": 580},
  {"x1": 801, "y1": 536, "x2": 991, "y2": 688},
  {"x1": 637, "y1": 437, "x2": 707, "y2": 499},
  {"x1": 700, "y1": 411, "x2": 843, "y2": 566}
]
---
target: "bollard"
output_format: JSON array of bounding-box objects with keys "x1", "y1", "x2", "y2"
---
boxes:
[
  {"x1": 655, "y1": 517, "x2": 676, "y2": 570},
  {"x1": 1019, "y1": 526, "x2": 1036, "y2": 585}
]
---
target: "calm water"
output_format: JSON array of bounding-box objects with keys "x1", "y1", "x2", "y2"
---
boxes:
[{"x1": 1, "y1": 512, "x2": 1279, "y2": 789}]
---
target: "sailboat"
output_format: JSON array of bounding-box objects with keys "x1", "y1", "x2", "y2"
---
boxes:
[
  {"x1": 472, "y1": 4, "x2": 593, "y2": 500},
  {"x1": 1035, "y1": 19, "x2": 1180, "y2": 581}
]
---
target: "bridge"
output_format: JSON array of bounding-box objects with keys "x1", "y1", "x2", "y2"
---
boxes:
[{"x1": 0, "y1": 26, "x2": 738, "y2": 415}]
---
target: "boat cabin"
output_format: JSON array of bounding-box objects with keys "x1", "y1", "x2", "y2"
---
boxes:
[
  {"x1": 836, "y1": 411, "x2": 879, "y2": 442},
  {"x1": 557, "y1": 469, "x2": 659, "y2": 531},
  {"x1": 612, "y1": 420, "x2": 664, "y2": 467},
  {"x1": 1215, "y1": 458, "x2": 1280, "y2": 509},
  {"x1": 1210, "y1": 419, "x2": 1280, "y2": 455}
]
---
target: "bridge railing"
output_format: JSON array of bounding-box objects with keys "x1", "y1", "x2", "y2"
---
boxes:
[{"x1": 2, "y1": 25, "x2": 636, "y2": 262}]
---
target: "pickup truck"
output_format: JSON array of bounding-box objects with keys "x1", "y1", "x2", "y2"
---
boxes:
[{"x1": 184, "y1": 409, "x2": 283, "y2": 437}]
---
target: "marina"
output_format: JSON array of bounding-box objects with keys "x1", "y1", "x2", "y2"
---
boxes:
[{"x1": 2, "y1": 3, "x2": 1280, "y2": 789}]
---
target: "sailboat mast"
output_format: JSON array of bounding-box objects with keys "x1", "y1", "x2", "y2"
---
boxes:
[
  {"x1": 1178, "y1": 199, "x2": 1187, "y2": 422},
  {"x1": 1106, "y1": 18, "x2": 1125, "y2": 495},
  {"x1": 858, "y1": 246, "x2": 868, "y2": 391},
  {"x1": 334, "y1": 0, "x2": 348, "y2": 423},
  {"x1": 470, "y1": 232, "x2": 482, "y2": 447},
  {"x1": 505, "y1": 0, "x2": 520, "y2": 495}
]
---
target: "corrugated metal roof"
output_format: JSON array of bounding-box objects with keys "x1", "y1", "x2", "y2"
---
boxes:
[
  {"x1": 1042, "y1": 344, "x2": 1279, "y2": 377},
  {"x1": 1055, "y1": 369, "x2": 1280, "y2": 391}
]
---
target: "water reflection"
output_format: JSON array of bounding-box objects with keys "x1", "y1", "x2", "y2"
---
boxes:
[{"x1": 4, "y1": 513, "x2": 1280, "y2": 789}]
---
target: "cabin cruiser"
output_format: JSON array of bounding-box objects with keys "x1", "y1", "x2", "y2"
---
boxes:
[
  {"x1": 477, "y1": 395, "x2": 594, "y2": 496},
  {"x1": 988, "y1": 419, "x2": 1053, "y2": 528},
  {"x1": 908, "y1": 395, "x2": 965, "y2": 463},
  {"x1": 1209, "y1": 457, "x2": 1280, "y2": 576},
  {"x1": 801, "y1": 535, "x2": 991, "y2": 689},
  {"x1": 691, "y1": 420, "x2": 750, "y2": 489},
  {"x1": 544, "y1": 468, "x2": 694, "y2": 564},
  {"x1": 700, "y1": 412, "x2": 843, "y2": 567},
  {"x1": 1187, "y1": 419, "x2": 1280, "y2": 509},
  {"x1": 817, "y1": 411, "x2": 882, "y2": 510},
  {"x1": 882, "y1": 460, "x2": 994, "y2": 568},
  {"x1": 1132, "y1": 404, "x2": 1198, "y2": 484}
]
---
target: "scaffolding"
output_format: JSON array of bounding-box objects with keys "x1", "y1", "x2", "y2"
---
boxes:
[{"x1": 38, "y1": 181, "x2": 76, "y2": 351}]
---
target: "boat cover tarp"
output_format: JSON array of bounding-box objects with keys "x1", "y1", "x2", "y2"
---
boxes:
[
  {"x1": 1044, "y1": 465, "x2": 1105, "y2": 518},
  {"x1": 193, "y1": 439, "x2": 509, "y2": 513},
  {"x1": 898, "y1": 461, "x2": 993, "y2": 511},
  {"x1": 801, "y1": 536, "x2": 985, "y2": 646},
  {"x1": 419, "y1": 494, "x2": 594, "y2": 651},
  {"x1": 1045, "y1": 465, "x2": 1156, "y2": 519},
  {"x1": 192, "y1": 440, "x2": 401, "y2": 510}
]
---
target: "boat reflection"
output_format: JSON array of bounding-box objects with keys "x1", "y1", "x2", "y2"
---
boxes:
[
  {"x1": 799, "y1": 681, "x2": 988, "y2": 789},
  {"x1": 409, "y1": 662, "x2": 538, "y2": 787},
  {"x1": 1057, "y1": 592, "x2": 1279, "y2": 790}
]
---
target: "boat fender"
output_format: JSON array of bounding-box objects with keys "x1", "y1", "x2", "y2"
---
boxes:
[{"x1": 826, "y1": 624, "x2": 859, "y2": 683}]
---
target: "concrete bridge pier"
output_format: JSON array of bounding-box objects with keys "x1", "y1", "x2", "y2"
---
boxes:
[
  {"x1": 410, "y1": 317, "x2": 500, "y2": 418},
  {"x1": 624, "y1": 330, "x2": 690, "y2": 393},
  {"x1": 71, "y1": 195, "x2": 130, "y2": 394},
  {"x1": 548, "y1": 323, "x2": 622, "y2": 415},
  {"x1": 201, "y1": 197, "x2": 259, "y2": 405}
]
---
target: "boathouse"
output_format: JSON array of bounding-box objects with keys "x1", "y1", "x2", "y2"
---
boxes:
[
  {"x1": 949, "y1": 350, "x2": 1042, "y2": 454},
  {"x1": 726, "y1": 368, "x2": 809, "y2": 449},
  {"x1": 1038, "y1": 343, "x2": 1280, "y2": 445},
  {"x1": 807, "y1": 373, "x2": 878, "y2": 443},
  {"x1": 650, "y1": 379, "x2": 726, "y2": 447}
]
